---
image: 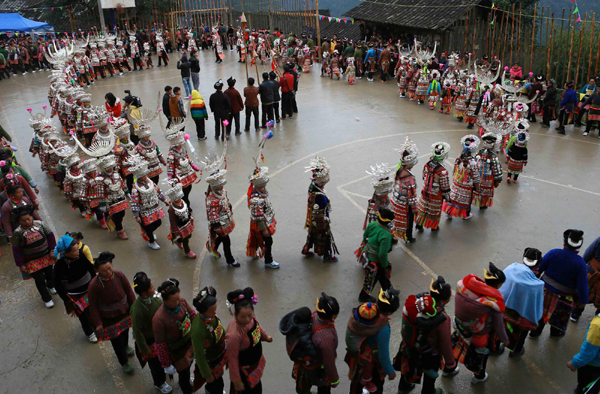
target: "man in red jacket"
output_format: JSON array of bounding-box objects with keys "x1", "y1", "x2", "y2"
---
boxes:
[
  {"x1": 280, "y1": 65, "x2": 296, "y2": 119},
  {"x1": 224, "y1": 76, "x2": 244, "y2": 136}
]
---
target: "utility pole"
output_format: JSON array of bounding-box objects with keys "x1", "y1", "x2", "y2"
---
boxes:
[{"x1": 98, "y1": 0, "x2": 107, "y2": 33}]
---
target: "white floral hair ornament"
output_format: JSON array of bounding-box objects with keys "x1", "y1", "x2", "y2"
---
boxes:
[
  {"x1": 305, "y1": 156, "x2": 331, "y2": 186},
  {"x1": 202, "y1": 140, "x2": 228, "y2": 187},
  {"x1": 460, "y1": 134, "x2": 481, "y2": 153},
  {"x1": 431, "y1": 142, "x2": 451, "y2": 161},
  {"x1": 366, "y1": 163, "x2": 394, "y2": 195},
  {"x1": 396, "y1": 137, "x2": 419, "y2": 168}
]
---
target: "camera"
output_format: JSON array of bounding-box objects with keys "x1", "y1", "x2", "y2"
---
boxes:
[{"x1": 123, "y1": 90, "x2": 143, "y2": 107}]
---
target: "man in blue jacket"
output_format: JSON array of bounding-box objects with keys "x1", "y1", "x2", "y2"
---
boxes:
[
  {"x1": 557, "y1": 81, "x2": 578, "y2": 135},
  {"x1": 530, "y1": 229, "x2": 589, "y2": 338},
  {"x1": 568, "y1": 313, "x2": 600, "y2": 394}
]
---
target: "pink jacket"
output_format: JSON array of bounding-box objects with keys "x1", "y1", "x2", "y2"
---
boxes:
[{"x1": 510, "y1": 67, "x2": 523, "y2": 80}]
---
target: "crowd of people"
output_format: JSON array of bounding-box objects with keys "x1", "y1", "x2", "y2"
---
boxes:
[{"x1": 3, "y1": 20, "x2": 600, "y2": 394}]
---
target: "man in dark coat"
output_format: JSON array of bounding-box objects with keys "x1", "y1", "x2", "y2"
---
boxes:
[
  {"x1": 258, "y1": 72, "x2": 274, "y2": 128},
  {"x1": 209, "y1": 80, "x2": 231, "y2": 140}
]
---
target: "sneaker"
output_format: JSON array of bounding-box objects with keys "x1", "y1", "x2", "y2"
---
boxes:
[
  {"x1": 583, "y1": 132, "x2": 589, "y2": 136},
  {"x1": 228, "y1": 260, "x2": 241, "y2": 267},
  {"x1": 323, "y1": 256, "x2": 338, "y2": 262},
  {"x1": 120, "y1": 72, "x2": 124, "y2": 76},
  {"x1": 442, "y1": 365, "x2": 460, "y2": 377},
  {"x1": 48, "y1": 287, "x2": 57, "y2": 295},
  {"x1": 471, "y1": 372, "x2": 488, "y2": 384},
  {"x1": 122, "y1": 362, "x2": 135, "y2": 375},
  {"x1": 360, "y1": 378, "x2": 377, "y2": 392},
  {"x1": 198, "y1": 136, "x2": 207, "y2": 140},
  {"x1": 126, "y1": 345, "x2": 135, "y2": 356},
  {"x1": 44, "y1": 299, "x2": 55, "y2": 308},
  {"x1": 507, "y1": 178, "x2": 511, "y2": 184},
  {"x1": 154, "y1": 382, "x2": 173, "y2": 393},
  {"x1": 32, "y1": 70, "x2": 36, "y2": 73},
  {"x1": 265, "y1": 261, "x2": 280, "y2": 269},
  {"x1": 462, "y1": 213, "x2": 473, "y2": 220},
  {"x1": 88, "y1": 333, "x2": 98, "y2": 343},
  {"x1": 22, "y1": 72, "x2": 27, "y2": 75},
  {"x1": 186, "y1": 251, "x2": 197, "y2": 259},
  {"x1": 148, "y1": 241, "x2": 160, "y2": 250}
]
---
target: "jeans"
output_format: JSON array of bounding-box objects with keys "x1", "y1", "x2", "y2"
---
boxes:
[
  {"x1": 245, "y1": 106, "x2": 259, "y2": 130},
  {"x1": 205, "y1": 376, "x2": 225, "y2": 394},
  {"x1": 148, "y1": 356, "x2": 167, "y2": 388},
  {"x1": 214, "y1": 116, "x2": 227, "y2": 138},
  {"x1": 272, "y1": 101, "x2": 280, "y2": 121},
  {"x1": 109, "y1": 328, "x2": 130, "y2": 366},
  {"x1": 77, "y1": 307, "x2": 95, "y2": 337},
  {"x1": 30, "y1": 265, "x2": 55, "y2": 302},
  {"x1": 281, "y1": 92, "x2": 294, "y2": 118},
  {"x1": 182, "y1": 76, "x2": 192, "y2": 97},
  {"x1": 143, "y1": 219, "x2": 162, "y2": 243},
  {"x1": 261, "y1": 103, "x2": 274, "y2": 126},
  {"x1": 577, "y1": 364, "x2": 600, "y2": 394},
  {"x1": 214, "y1": 234, "x2": 235, "y2": 265},
  {"x1": 191, "y1": 72, "x2": 200, "y2": 90},
  {"x1": 227, "y1": 112, "x2": 241, "y2": 134},
  {"x1": 178, "y1": 365, "x2": 194, "y2": 394},
  {"x1": 193, "y1": 117, "x2": 206, "y2": 138}
]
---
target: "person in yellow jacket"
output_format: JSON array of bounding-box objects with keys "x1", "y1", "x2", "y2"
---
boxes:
[{"x1": 124, "y1": 96, "x2": 141, "y2": 144}]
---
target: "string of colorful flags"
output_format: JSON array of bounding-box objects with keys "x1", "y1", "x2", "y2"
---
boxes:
[
  {"x1": 318, "y1": 15, "x2": 355, "y2": 24},
  {"x1": 6, "y1": 5, "x2": 71, "y2": 12},
  {"x1": 571, "y1": 0, "x2": 583, "y2": 23}
]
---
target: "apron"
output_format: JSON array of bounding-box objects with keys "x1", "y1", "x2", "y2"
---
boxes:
[{"x1": 233, "y1": 319, "x2": 266, "y2": 391}]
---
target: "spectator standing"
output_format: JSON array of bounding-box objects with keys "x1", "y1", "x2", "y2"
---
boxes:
[
  {"x1": 269, "y1": 71, "x2": 281, "y2": 123},
  {"x1": 177, "y1": 54, "x2": 192, "y2": 97},
  {"x1": 162, "y1": 86, "x2": 173, "y2": 128},
  {"x1": 169, "y1": 87, "x2": 186, "y2": 128},
  {"x1": 541, "y1": 79, "x2": 557, "y2": 128},
  {"x1": 223, "y1": 77, "x2": 244, "y2": 136},
  {"x1": 209, "y1": 80, "x2": 231, "y2": 140},
  {"x1": 280, "y1": 65, "x2": 295, "y2": 120},
  {"x1": 189, "y1": 50, "x2": 200, "y2": 91},
  {"x1": 190, "y1": 89, "x2": 208, "y2": 140},
  {"x1": 244, "y1": 77, "x2": 260, "y2": 132},
  {"x1": 556, "y1": 81, "x2": 578, "y2": 135},
  {"x1": 105, "y1": 93, "x2": 122, "y2": 118},
  {"x1": 259, "y1": 72, "x2": 274, "y2": 128}
]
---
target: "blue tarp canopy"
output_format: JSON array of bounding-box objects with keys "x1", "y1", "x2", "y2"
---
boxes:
[{"x1": 0, "y1": 13, "x2": 53, "y2": 32}]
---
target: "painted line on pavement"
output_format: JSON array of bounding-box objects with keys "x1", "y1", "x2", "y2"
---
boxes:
[{"x1": 337, "y1": 186, "x2": 567, "y2": 394}]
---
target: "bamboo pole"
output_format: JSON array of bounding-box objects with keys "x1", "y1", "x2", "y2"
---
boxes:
[
  {"x1": 517, "y1": 4, "x2": 522, "y2": 64},
  {"x1": 501, "y1": 9, "x2": 509, "y2": 65},
  {"x1": 567, "y1": 12, "x2": 577, "y2": 81},
  {"x1": 529, "y1": 4, "x2": 537, "y2": 72},
  {"x1": 546, "y1": 12, "x2": 554, "y2": 80},
  {"x1": 463, "y1": 2, "x2": 470, "y2": 55},
  {"x1": 472, "y1": 15, "x2": 477, "y2": 57},
  {"x1": 485, "y1": 11, "x2": 491, "y2": 54},
  {"x1": 575, "y1": 13, "x2": 587, "y2": 87},
  {"x1": 596, "y1": 26, "x2": 600, "y2": 76},
  {"x1": 556, "y1": 8, "x2": 565, "y2": 84},
  {"x1": 497, "y1": 9, "x2": 505, "y2": 60},
  {"x1": 588, "y1": 14, "x2": 595, "y2": 80},
  {"x1": 510, "y1": 3, "x2": 515, "y2": 65},
  {"x1": 316, "y1": 0, "x2": 321, "y2": 62},
  {"x1": 545, "y1": 6, "x2": 550, "y2": 47}
]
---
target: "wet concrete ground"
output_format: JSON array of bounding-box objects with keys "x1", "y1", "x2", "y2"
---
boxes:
[{"x1": 0, "y1": 49, "x2": 599, "y2": 394}]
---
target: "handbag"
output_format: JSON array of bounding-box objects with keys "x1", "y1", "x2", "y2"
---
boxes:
[{"x1": 283, "y1": 75, "x2": 295, "y2": 97}]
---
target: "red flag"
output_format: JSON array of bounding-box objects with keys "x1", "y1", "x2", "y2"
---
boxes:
[
  {"x1": 575, "y1": 16, "x2": 582, "y2": 22},
  {"x1": 271, "y1": 61, "x2": 276, "y2": 71}
]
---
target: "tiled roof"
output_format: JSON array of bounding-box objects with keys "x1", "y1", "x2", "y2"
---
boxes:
[
  {"x1": 320, "y1": 20, "x2": 362, "y2": 42},
  {"x1": 344, "y1": 0, "x2": 477, "y2": 31}
]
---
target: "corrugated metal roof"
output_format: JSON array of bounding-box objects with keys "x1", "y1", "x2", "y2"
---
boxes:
[{"x1": 344, "y1": 0, "x2": 474, "y2": 31}]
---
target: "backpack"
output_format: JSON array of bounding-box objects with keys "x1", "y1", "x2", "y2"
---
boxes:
[{"x1": 279, "y1": 309, "x2": 325, "y2": 365}]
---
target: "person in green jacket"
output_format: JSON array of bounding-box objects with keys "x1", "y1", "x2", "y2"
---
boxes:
[
  {"x1": 130, "y1": 272, "x2": 173, "y2": 394},
  {"x1": 191, "y1": 286, "x2": 227, "y2": 394},
  {"x1": 359, "y1": 208, "x2": 395, "y2": 303}
]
